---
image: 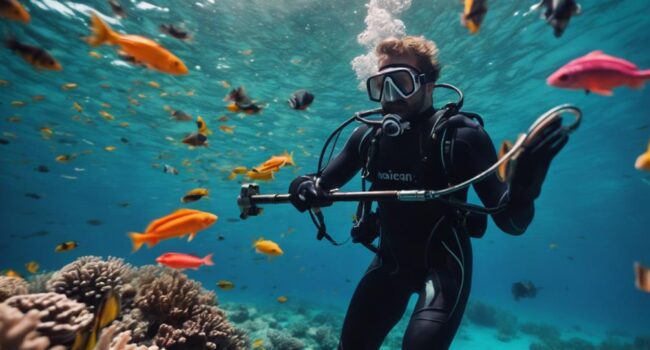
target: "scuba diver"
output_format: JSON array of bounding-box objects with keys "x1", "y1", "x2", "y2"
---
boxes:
[{"x1": 287, "y1": 36, "x2": 572, "y2": 350}]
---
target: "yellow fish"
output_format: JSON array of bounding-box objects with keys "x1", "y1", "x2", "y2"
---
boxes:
[
  {"x1": 253, "y1": 238, "x2": 284, "y2": 256},
  {"x1": 128, "y1": 208, "x2": 218, "y2": 252},
  {"x1": 104, "y1": 146, "x2": 116, "y2": 152},
  {"x1": 11, "y1": 100, "x2": 26, "y2": 107},
  {"x1": 4, "y1": 269, "x2": 23, "y2": 278},
  {"x1": 56, "y1": 154, "x2": 74, "y2": 163},
  {"x1": 252, "y1": 338, "x2": 265, "y2": 348},
  {"x1": 25, "y1": 261, "x2": 39, "y2": 274},
  {"x1": 73, "y1": 102, "x2": 83, "y2": 113},
  {"x1": 99, "y1": 110, "x2": 115, "y2": 121},
  {"x1": 89, "y1": 51, "x2": 102, "y2": 59},
  {"x1": 277, "y1": 296, "x2": 288, "y2": 303},
  {"x1": 216, "y1": 280, "x2": 235, "y2": 290},
  {"x1": 635, "y1": 140, "x2": 650, "y2": 171},
  {"x1": 72, "y1": 291, "x2": 121, "y2": 350},
  {"x1": 55, "y1": 241, "x2": 79, "y2": 252},
  {"x1": 255, "y1": 151, "x2": 295, "y2": 173},
  {"x1": 40, "y1": 127, "x2": 53, "y2": 139},
  {"x1": 461, "y1": 0, "x2": 488, "y2": 34},
  {"x1": 181, "y1": 188, "x2": 209, "y2": 203},
  {"x1": 197, "y1": 116, "x2": 212, "y2": 135},
  {"x1": 148, "y1": 81, "x2": 160, "y2": 88}
]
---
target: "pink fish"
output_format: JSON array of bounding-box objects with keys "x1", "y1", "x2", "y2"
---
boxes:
[
  {"x1": 155, "y1": 252, "x2": 214, "y2": 270},
  {"x1": 547, "y1": 51, "x2": 650, "y2": 96}
]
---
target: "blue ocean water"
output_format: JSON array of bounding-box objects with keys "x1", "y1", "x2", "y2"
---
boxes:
[{"x1": 1, "y1": 0, "x2": 649, "y2": 348}]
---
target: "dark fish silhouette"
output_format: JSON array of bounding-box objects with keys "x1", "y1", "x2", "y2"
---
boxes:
[
  {"x1": 288, "y1": 89, "x2": 315, "y2": 110},
  {"x1": 528, "y1": 0, "x2": 581, "y2": 37},
  {"x1": 159, "y1": 24, "x2": 191, "y2": 40},
  {"x1": 511, "y1": 281, "x2": 542, "y2": 301}
]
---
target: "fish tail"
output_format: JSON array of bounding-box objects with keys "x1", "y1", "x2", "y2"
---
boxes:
[
  {"x1": 128, "y1": 232, "x2": 146, "y2": 252},
  {"x1": 86, "y1": 13, "x2": 118, "y2": 47},
  {"x1": 203, "y1": 253, "x2": 214, "y2": 266},
  {"x1": 636, "y1": 69, "x2": 650, "y2": 80}
]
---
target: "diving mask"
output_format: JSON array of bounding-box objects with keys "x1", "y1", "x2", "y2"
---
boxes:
[{"x1": 366, "y1": 66, "x2": 432, "y2": 103}]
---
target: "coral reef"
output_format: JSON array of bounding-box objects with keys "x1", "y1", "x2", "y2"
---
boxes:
[
  {"x1": 46, "y1": 256, "x2": 134, "y2": 311},
  {"x1": 313, "y1": 326, "x2": 339, "y2": 350},
  {"x1": 3, "y1": 292, "x2": 93, "y2": 346},
  {"x1": 27, "y1": 273, "x2": 54, "y2": 294},
  {"x1": 0, "y1": 276, "x2": 29, "y2": 302},
  {"x1": 267, "y1": 329, "x2": 305, "y2": 350},
  {"x1": 95, "y1": 325, "x2": 160, "y2": 350},
  {"x1": 0, "y1": 303, "x2": 66, "y2": 350},
  {"x1": 465, "y1": 300, "x2": 499, "y2": 328}
]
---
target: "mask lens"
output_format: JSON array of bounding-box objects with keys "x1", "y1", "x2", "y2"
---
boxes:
[
  {"x1": 367, "y1": 75, "x2": 384, "y2": 101},
  {"x1": 387, "y1": 70, "x2": 414, "y2": 95}
]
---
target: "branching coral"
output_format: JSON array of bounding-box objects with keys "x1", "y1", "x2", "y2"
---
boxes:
[
  {"x1": 3, "y1": 292, "x2": 93, "y2": 346},
  {"x1": 153, "y1": 306, "x2": 249, "y2": 350},
  {"x1": 0, "y1": 303, "x2": 66, "y2": 350},
  {"x1": 134, "y1": 269, "x2": 215, "y2": 327},
  {"x1": 0, "y1": 277, "x2": 29, "y2": 302},
  {"x1": 46, "y1": 256, "x2": 134, "y2": 311},
  {"x1": 267, "y1": 329, "x2": 304, "y2": 350}
]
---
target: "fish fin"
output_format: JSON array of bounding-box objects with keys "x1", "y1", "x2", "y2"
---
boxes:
[
  {"x1": 203, "y1": 253, "x2": 214, "y2": 266},
  {"x1": 71, "y1": 332, "x2": 90, "y2": 350},
  {"x1": 86, "y1": 13, "x2": 118, "y2": 47},
  {"x1": 188, "y1": 232, "x2": 196, "y2": 242},
  {"x1": 97, "y1": 291, "x2": 121, "y2": 329},
  {"x1": 636, "y1": 69, "x2": 650, "y2": 80},
  {"x1": 628, "y1": 79, "x2": 644, "y2": 90},
  {"x1": 590, "y1": 87, "x2": 613, "y2": 96},
  {"x1": 128, "y1": 232, "x2": 145, "y2": 252}
]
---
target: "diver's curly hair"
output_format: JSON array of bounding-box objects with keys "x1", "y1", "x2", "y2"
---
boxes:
[{"x1": 375, "y1": 36, "x2": 441, "y2": 82}]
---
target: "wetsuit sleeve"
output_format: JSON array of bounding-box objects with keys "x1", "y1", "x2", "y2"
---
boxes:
[
  {"x1": 451, "y1": 126, "x2": 534, "y2": 235},
  {"x1": 317, "y1": 125, "x2": 369, "y2": 190}
]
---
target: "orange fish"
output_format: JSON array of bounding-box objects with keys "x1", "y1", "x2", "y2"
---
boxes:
[
  {"x1": 635, "y1": 141, "x2": 650, "y2": 171},
  {"x1": 216, "y1": 280, "x2": 235, "y2": 290},
  {"x1": 129, "y1": 208, "x2": 217, "y2": 252},
  {"x1": 277, "y1": 296, "x2": 288, "y2": 303},
  {"x1": 635, "y1": 261, "x2": 650, "y2": 293},
  {"x1": 86, "y1": 13, "x2": 188, "y2": 75},
  {"x1": 0, "y1": 0, "x2": 30, "y2": 23},
  {"x1": 246, "y1": 169, "x2": 274, "y2": 181},
  {"x1": 254, "y1": 238, "x2": 283, "y2": 256},
  {"x1": 255, "y1": 151, "x2": 295, "y2": 173},
  {"x1": 219, "y1": 125, "x2": 235, "y2": 134},
  {"x1": 156, "y1": 252, "x2": 214, "y2": 270}
]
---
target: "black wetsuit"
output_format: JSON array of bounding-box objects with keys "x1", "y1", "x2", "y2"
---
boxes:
[{"x1": 317, "y1": 108, "x2": 534, "y2": 350}]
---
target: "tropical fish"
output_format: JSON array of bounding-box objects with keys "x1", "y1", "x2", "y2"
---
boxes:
[
  {"x1": 62, "y1": 82, "x2": 78, "y2": 90},
  {"x1": 511, "y1": 281, "x2": 542, "y2": 301},
  {"x1": 253, "y1": 238, "x2": 284, "y2": 256},
  {"x1": 163, "y1": 164, "x2": 179, "y2": 175},
  {"x1": 55, "y1": 241, "x2": 79, "y2": 252},
  {"x1": 73, "y1": 102, "x2": 83, "y2": 113},
  {"x1": 635, "y1": 141, "x2": 650, "y2": 171},
  {"x1": 104, "y1": 146, "x2": 116, "y2": 152},
  {"x1": 4, "y1": 269, "x2": 22, "y2": 278},
  {"x1": 246, "y1": 169, "x2": 275, "y2": 181},
  {"x1": 288, "y1": 89, "x2": 314, "y2": 110},
  {"x1": 276, "y1": 296, "x2": 288, "y2": 303},
  {"x1": 128, "y1": 208, "x2": 218, "y2": 252},
  {"x1": 182, "y1": 133, "x2": 208, "y2": 147},
  {"x1": 87, "y1": 219, "x2": 102, "y2": 226},
  {"x1": 25, "y1": 193, "x2": 42, "y2": 200},
  {"x1": 181, "y1": 188, "x2": 209, "y2": 203},
  {"x1": 6, "y1": 37, "x2": 62, "y2": 71},
  {"x1": 0, "y1": 0, "x2": 30, "y2": 23},
  {"x1": 497, "y1": 140, "x2": 513, "y2": 182},
  {"x1": 25, "y1": 261, "x2": 39, "y2": 274},
  {"x1": 527, "y1": 0, "x2": 581, "y2": 37},
  {"x1": 159, "y1": 24, "x2": 191, "y2": 41},
  {"x1": 197, "y1": 116, "x2": 211, "y2": 135},
  {"x1": 71, "y1": 290, "x2": 121, "y2": 350},
  {"x1": 85, "y1": 13, "x2": 188, "y2": 75},
  {"x1": 255, "y1": 151, "x2": 295, "y2": 173},
  {"x1": 40, "y1": 127, "x2": 53, "y2": 139},
  {"x1": 224, "y1": 87, "x2": 262, "y2": 114},
  {"x1": 547, "y1": 51, "x2": 650, "y2": 96},
  {"x1": 156, "y1": 252, "x2": 213, "y2": 270},
  {"x1": 107, "y1": 0, "x2": 126, "y2": 18},
  {"x1": 219, "y1": 125, "x2": 235, "y2": 134},
  {"x1": 461, "y1": 0, "x2": 488, "y2": 34},
  {"x1": 171, "y1": 109, "x2": 193, "y2": 121},
  {"x1": 635, "y1": 261, "x2": 650, "y2": 293},
  {"x1": 34, "y1": 165, "x2": 49, "y2": 173},
  {"x1": 216, "y1": 280, "x2": 235, "y2": 290},
  {"x1": 252, "y1": 338, "x2": 265, "y2": 348}
]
